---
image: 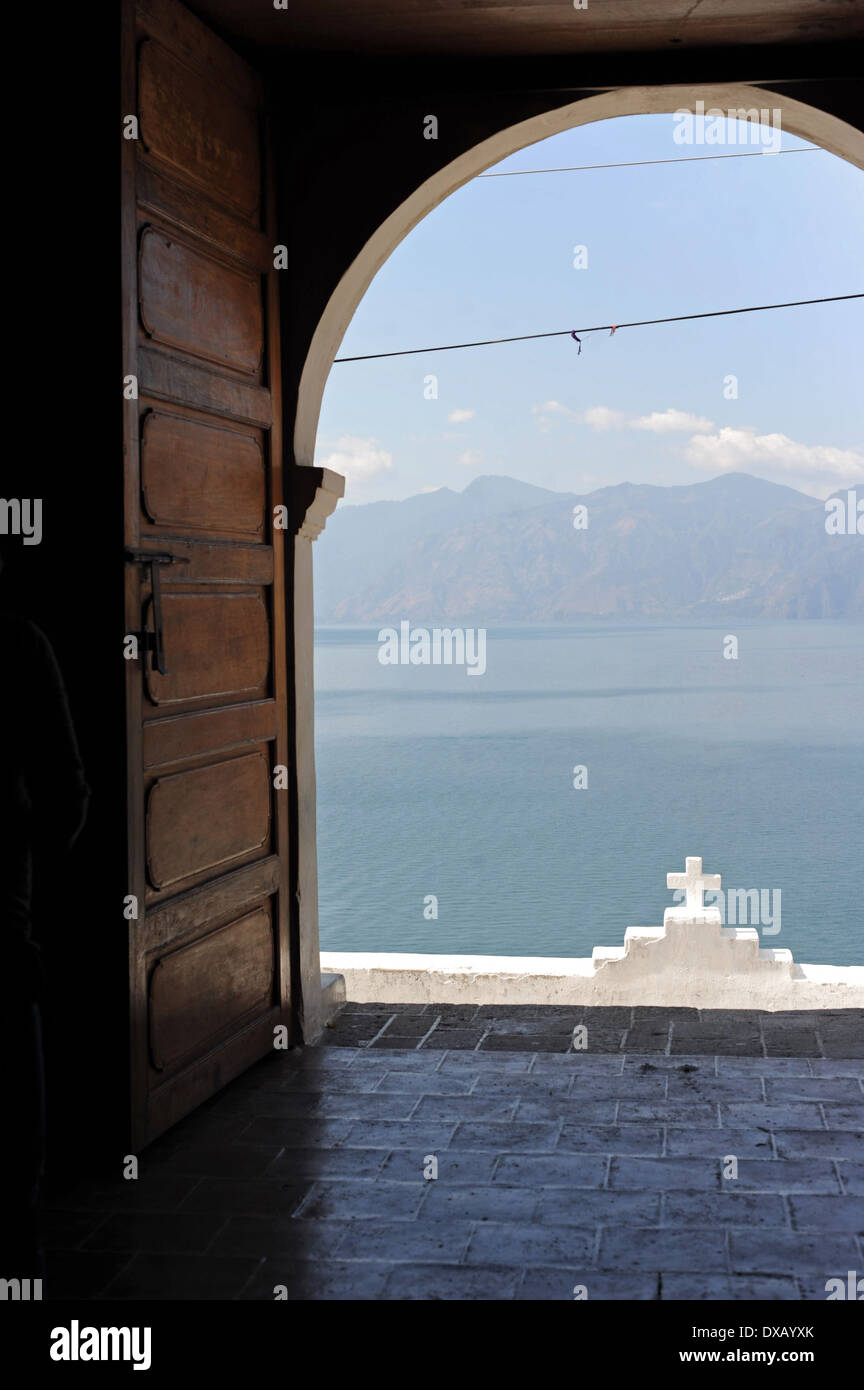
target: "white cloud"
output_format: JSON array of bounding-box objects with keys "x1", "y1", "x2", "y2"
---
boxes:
[
  {"x1": 685, "y1": 426, "x2": 864, "y2": 496},
  {"x1": 317, "y1": 435, "x2": 393, "y2": 485},
  {"x1": 582, "y1": 406, "x2": 628, "y2": 431},
  {"x1": 525, "y1": 400, "x2": 863, "y2": 498},
  {"x1": 458, "y1": 449, "x2": 483, "y2": 468},
  {"x1": 532, "y1": 403, "x2": 713, "y2": 434},
  {"x1": 530, "y1": 402, "x2": 625, "y2": 433},
  {"x1": 531, "y1": 400, "x2": 577, "y2": 418},
  {"x1": 530, "y1": 400, "x2": 576, "y2": 433},
  {"x1": 631, "y1": 408, "x2": 715, "y2": 434},
  {"x1": 448, "y1": 408, "x2": 475, "y2": 424}
]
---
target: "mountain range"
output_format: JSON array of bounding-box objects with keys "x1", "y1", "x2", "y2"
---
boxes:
[{"x1": 314, "y1": 472, "x2": 864, "y2": 623}]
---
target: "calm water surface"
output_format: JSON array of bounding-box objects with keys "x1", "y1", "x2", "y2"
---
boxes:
[{"x1": 315, "y1": 623, "x2": 863, "y2": 966}]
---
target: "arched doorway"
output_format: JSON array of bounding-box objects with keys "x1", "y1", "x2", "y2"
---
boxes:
[{"x1": 291, "y1": 85, "x2": 864, "y2": 1014}]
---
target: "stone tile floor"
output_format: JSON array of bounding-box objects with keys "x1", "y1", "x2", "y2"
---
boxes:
[{"x1": 43, "y1": 1005, "x2": 863, "y2": 1301}]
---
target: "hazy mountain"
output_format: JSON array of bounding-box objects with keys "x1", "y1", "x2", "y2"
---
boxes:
[{"x1": 314, "y1": 473, "x2": 864, "y2": 623}]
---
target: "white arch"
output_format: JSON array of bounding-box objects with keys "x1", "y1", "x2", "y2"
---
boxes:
[{"x1": 294, "y1": 83, "x2": 864, "y2": 466}]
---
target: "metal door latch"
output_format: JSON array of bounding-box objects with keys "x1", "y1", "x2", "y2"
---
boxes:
[{"x1": 125, "y1": 548, "x2": 189, "y2": 675}]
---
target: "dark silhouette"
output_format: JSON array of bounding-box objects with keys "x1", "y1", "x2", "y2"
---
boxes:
[{"x1": 1, "y1": 560, "x2": 90, "y2": 1276}]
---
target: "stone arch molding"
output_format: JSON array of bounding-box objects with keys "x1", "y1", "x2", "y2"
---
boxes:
[{"x1": 294, "y1": 83, "x2": 864, "y2": 469}]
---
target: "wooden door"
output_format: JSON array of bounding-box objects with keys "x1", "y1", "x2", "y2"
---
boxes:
[{"x1": 121, "y1": 0, "x2": 291, "y2": 1146}]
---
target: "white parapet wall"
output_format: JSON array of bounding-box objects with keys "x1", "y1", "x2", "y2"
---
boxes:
[
  {"x1": 322, "y1": 859, "x2": 864, "y2": 1010},
  {"x1": 321, "y1": 927, "x2": 864, "y2": 1011}
]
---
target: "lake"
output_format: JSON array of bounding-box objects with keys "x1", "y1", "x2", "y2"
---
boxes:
[{"x1": 314, "y1": 622, "x2": 863, "y2": 966}]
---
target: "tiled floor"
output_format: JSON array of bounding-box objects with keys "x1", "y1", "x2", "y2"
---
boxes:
[
  {"x1": 319, "y1": 1003, "x2": 864, "y2": 1056},
  {"x1": 42, "y1": 1006, "x2": 863, "y2": 1301}
]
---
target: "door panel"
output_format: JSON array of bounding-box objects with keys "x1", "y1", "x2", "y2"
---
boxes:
[
  {"x1": 141, "y1": 410, "x2": 266, "y2": 539},
  {"x1": 148, "y1": 906, "x2": 275, "y2": 1074},
  {"x1": 138, "y1": 38, "x2": 261, "y2": 220},
  {"x1": 146, "y1": 752, "x2": 271, "y2": 890},
  {"x1": 144, "y1": 591, "x2": 270, "y2": 707},
  {"x1": 139, "y1": 227, "x2": 263, "y2": 374},
  {"x1": 122, "y1": 0, "x2": 291, "y2": 1147}
]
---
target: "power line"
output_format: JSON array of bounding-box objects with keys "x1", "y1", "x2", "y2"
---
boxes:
[
  {"x1": 333, "y1": 294, "x2": 863, "y2": 364},
  {"x1": 477, "y1": 147, "x2": 822, "y2": 177}
]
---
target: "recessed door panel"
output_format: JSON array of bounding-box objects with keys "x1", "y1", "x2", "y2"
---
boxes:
[
  {"x1": 149, "y1": 906, "x2": 275, "y2": 1072},
  {"x1": 145, "y1": 591, "x2": 270, "y2": 706},
  {"x1": 141, "y1": 410, "x2": 266, "y2": 539},
  {"x1": 139, "y1": 227, "x2": 263, "y2": 374},
  {"x1": 146, "y1": 752, "x2": 270, "y2": 889},
  {"x1": 139, "y1": 38, "x2": 260, "y2": 222}
]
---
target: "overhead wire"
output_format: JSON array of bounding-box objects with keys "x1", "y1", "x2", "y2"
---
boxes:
[{"x1": 333, "y1": 294, "x2": 863, "y2": 363}]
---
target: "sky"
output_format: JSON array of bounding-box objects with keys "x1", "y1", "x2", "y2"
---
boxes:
[{"x1": 314, "y1": 112, "x2": 864, "y2": 505}]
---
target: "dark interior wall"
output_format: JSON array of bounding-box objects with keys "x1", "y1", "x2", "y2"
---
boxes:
[
  {"x1": 2, "y1": 469, "x2": 128, "y2": 1179},
  {"x1": 4, "y1": 14, "x2": 129, "y2": 1175},
  {"x1": 0, "y1": 18, "x2": 131, "y2": 1178}
]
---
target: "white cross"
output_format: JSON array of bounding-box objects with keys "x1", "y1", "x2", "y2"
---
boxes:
[{"x1": 667, "y1": 856, "x2": 721, "y2": 915}]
